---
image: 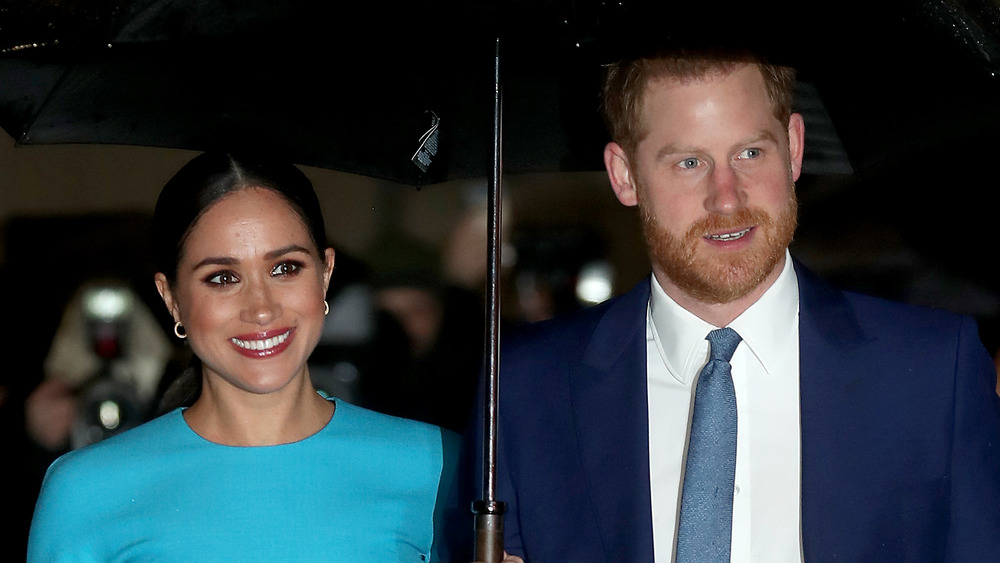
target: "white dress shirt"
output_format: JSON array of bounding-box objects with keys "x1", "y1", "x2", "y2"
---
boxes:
[{"x1": 647, "y1": 252, "x2": 803, "y2": 562}]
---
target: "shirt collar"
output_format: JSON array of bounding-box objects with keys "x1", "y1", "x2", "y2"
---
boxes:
[{"x1": 648, "y1": 250, "x2": 799, "y2": 384}]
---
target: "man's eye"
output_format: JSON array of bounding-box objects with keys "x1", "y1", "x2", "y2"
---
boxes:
[
  {"x1": 739, "y1": 148, "x2": 761, "y2": 159},
  {"x1": 678, "y1": 157, "x2": 699, "y2": 169},
  {"x1": 271, "y1": 261, "x2": 302, "y2": 276},
  {"x1": 207, "y1": 272, "x2": 239, "y2": 285}
]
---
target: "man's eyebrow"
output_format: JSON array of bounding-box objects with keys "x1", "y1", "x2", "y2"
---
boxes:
[
  {"x1": 654, "y1": 130, "x2": 781, "y2": 162},
  {"x1": 655, "y1": 143, "x2": 698, "y2": 161},
  {"x1": 745, "y1": 130, "x2": 780, "y2": 145}
]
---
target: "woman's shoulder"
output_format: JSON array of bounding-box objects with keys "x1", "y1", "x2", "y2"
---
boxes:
[
  {"x1": 334, "y1": 399, "x2": 457, "y2": 436},
  {"x1": 31, "y1": 410, "x2": 189, "y2": 541},
  {"x1": 43, "y1": 409, "x2": 188, "y2": 486},
  {"x1": 330, "y1": 399, "x2": 460, "y2": 456}
]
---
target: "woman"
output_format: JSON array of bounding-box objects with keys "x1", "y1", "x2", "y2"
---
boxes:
[{"x1": 27, "y1": 152, "x2": 461, "y2": 561}]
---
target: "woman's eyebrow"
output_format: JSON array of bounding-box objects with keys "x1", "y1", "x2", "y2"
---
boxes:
[
  {"x1": 191, "y1": 256, "x2": 237, "y2": 270},
  {"x1": 190, "y1": 245, "x2": 310, "y2": 270},
  {"x1": 265, "y1": 244, "x2": 311, "y2": 261}
]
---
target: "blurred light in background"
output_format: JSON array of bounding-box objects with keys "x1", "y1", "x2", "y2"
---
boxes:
[
  {"x1": 98, "y1": 399, "x2": 122, "y2": 430},
  {"x1": 83, "y1": 286, "x2": 133, "y2": 322},
  {"x1": 576, "y1": 260, "x2": 614, "y2": 305}
]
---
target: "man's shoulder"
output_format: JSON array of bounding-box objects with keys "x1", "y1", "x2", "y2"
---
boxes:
[
  {"x1": 795, "y1": 260, "x2": 970, "y2": 338},
  {"x1": 842, "y1": 286, "x2": 964, "y2": 318}
]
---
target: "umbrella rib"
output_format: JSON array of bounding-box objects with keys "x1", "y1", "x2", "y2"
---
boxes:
[{"x1": 17, "y1": 60, "x2": 78, "y2": 145}]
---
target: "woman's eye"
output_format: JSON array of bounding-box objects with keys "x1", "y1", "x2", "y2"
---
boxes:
[
  {"x1": 678, "y1": 157, "x2": 699, "y2": 170},
  {"x1": 738, "y1": 147, "x2": 761, "y2": 160},
  {"x1": 271, "y1": 261, "x2": 302, "y2": 277},
  {"x1": 207, "y1": 271, "x2": 239, "y2": 285}
]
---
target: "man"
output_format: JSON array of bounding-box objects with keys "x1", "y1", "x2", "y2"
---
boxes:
[{"x1": 464, "y1": 48, "x2": 1000, "y2": 561}]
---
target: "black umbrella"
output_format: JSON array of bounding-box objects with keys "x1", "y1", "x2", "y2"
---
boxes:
[
  {"x1": 6, "y1": 1, "x2": 1000, "y2": 179},
  {"x1": 0, "y1": 1, "x2": 616, "y2": 186},
  {"x1": 5, "y1": 2, "x2": 1000, "y2": 561}
]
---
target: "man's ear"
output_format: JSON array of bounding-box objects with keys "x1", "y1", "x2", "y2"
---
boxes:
[
  {"x1": 154, "y1": 273, "x2": 181, "y2": 323},
  {"x1": 787, "y1": 112, "x2": 805, "y2": 181},
  {"x1": 604, "y1": 142, "x2": 639, "y2": 207}
]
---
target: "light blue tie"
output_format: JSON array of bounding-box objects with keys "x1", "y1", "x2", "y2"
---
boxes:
[{"x1": 676, "y1": 327, "x2": 742, "y2": 562}]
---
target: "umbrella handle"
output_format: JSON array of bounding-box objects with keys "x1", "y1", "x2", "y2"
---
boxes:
[{"x1": 473, "y1": 500, "x2": 506, "y2": 563}]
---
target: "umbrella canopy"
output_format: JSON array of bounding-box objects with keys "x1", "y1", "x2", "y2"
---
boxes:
[
  {"x1": 0, "y1": 0, "x2": 619, "y2": 186},
  {"x1": 5, "y1": 0, "x2": 1000, "y2": 185},
  {"x1": 1, "y1": 0, "x2": 489, "y2": 185}
]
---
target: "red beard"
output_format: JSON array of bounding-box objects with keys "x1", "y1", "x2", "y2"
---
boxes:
[{"x1": 640, "y1": 191, "x2": 797, "y2": 304}]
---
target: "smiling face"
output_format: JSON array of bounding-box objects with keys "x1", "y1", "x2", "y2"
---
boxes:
[
  {"x1": 155, "y1": 188, "x2": 334, "y2": 397},
  {"x1": 604, "y1": 63, "x2": 804, "y2": 320}
]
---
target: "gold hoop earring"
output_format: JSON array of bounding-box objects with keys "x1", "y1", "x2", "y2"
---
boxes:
[
  {"x1": 324, "y1": 301, "x2": 330, "y2": 316},
  {"x1": 174, "y1": 321, "x2": 187, "y2": 339}
]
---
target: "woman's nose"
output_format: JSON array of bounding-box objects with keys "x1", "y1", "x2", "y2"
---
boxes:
[{"x1": 240, "y1": 282, "x2": 281, "y2": 325}]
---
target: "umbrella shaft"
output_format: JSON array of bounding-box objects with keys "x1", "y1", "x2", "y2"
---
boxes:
[{"x1": 482, "y1": 36, "x2": 504, "y2": 503}]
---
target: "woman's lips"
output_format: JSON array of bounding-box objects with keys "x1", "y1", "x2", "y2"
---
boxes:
[{"x1": 230, "y1": 327, "x2": 294, "y2": 358}]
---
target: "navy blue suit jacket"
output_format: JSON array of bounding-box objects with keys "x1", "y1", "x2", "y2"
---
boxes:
[{"x1": 464, "y1": 262, "x2": 1000, "y2": 562}]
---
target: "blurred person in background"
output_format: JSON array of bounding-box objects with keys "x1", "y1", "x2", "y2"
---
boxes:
[
  {"x1": 26, "y1": 279, "x2": 172, "y2": 453},
  {"x1": 367, "y1": 230, "x2": 483, "y2": 434},
  {"x1": 308, "y1": 250, "x2": 412, "y2": 406},
  {"x1": 510, "y1": 228, "x2": 614, "y2": 324}
]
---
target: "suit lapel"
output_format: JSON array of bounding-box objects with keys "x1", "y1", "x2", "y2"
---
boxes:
[
  {"x1": 795, "y1": 262, "x2": 877, "y2": 558},
  {"x1": 569, "y1": 280, "x2": 656, "y2": 562}
]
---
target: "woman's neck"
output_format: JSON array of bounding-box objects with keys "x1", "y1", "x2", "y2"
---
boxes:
[{"x1": 183, "y1": 375, "x2": 335, "y2": 447}]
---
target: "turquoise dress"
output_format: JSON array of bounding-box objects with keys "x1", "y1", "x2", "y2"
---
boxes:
[{"x1": 27, "y1": 399, "x2": 461, "y2": 562}]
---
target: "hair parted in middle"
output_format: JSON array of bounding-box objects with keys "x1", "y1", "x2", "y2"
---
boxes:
[{"x1": 152, "y1": 151, "x2": 328, "y2": 285}]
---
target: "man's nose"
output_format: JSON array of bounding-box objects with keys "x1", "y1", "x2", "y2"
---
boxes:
[{"x1": 705, "y1": 165, "x2": 746, "y2": 214}]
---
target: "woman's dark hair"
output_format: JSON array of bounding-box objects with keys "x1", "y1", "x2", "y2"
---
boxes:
[
  {"x1": 153, "y1": 151, "x2": 329, "y2": 414},
  {"x1": 152, "y1": 151, "x2": 328, "y2": 284}
]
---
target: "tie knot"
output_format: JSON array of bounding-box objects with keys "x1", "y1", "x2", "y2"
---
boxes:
[{"x1": 706, "y1": 327, "x2": 741, "y2": 362}]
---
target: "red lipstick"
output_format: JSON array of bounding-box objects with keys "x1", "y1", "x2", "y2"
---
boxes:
[{"x1": 229, "y1": 327, "x2": 295, "y2": 358}]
